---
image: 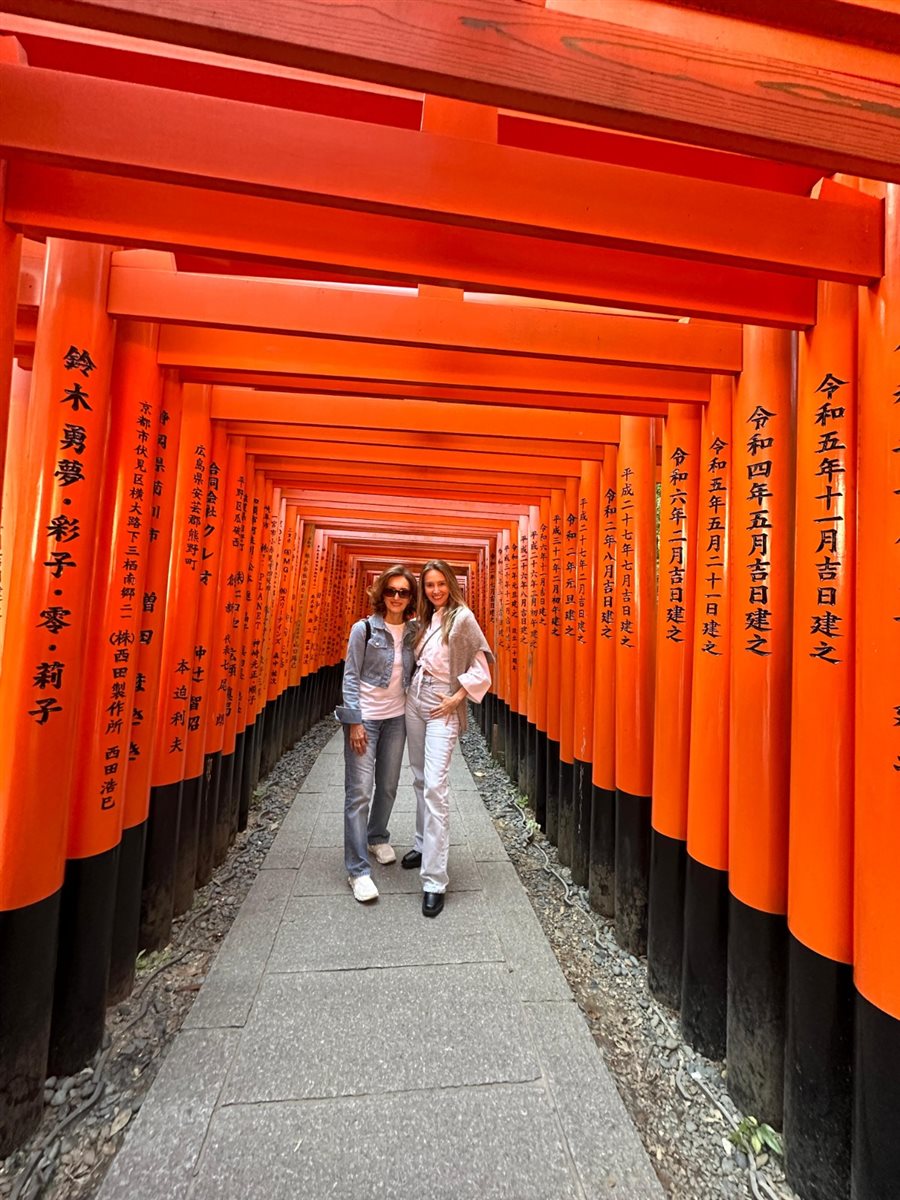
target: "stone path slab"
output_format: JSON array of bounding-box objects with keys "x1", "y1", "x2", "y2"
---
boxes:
[{"x1": 99, "y1": 730, "x2": 665, "y2": 1200}]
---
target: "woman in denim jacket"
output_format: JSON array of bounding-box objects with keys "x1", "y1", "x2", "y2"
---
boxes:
[{"x1": 335, "y1": 564, "x2": 418, "y2": 902}]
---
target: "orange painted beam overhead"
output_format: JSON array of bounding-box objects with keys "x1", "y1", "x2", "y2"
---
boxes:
[
  {"x1": 245, "y1": 436, "x2": 585, "y2": 475},
  {"x1": 108, "y1": 267, "x2": 742, "y2": 373},
  {"x1": 211, "y1": 388, "x2": 629, "y2": 441},
  {"x1": 268, "y1": 473, "x2": 550, "y2": 504},
  {"x1": 8, "y1": 0, "x2": 900, "y2": 181},
  {"x1": 261, "y1": 457, "x2": 566, "y2": 488},
  {"x1": 227, "y1": 423, "x2": 613, "y2": 461},
  {"x1": 0, "y1": 64, "x2": 882, "y2": 281},
  {"x1": 158, "y1": 327, "x2": 711, "y2": 403},
  {"x1": 206, "y1": 375, "x2": 669, "y2": 416},
  {"x1": 5, "y1": 163, "x2": 818, "y2": 327}
]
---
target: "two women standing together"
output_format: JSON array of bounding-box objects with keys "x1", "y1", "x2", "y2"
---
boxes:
[{"x1": 336, "y1": 561, "x2": 492, "y2": 918}]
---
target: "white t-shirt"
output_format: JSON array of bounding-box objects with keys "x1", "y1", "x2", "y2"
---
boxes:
[{"x1": 359, "y1": 621, "x2": 406, "y2": 720}]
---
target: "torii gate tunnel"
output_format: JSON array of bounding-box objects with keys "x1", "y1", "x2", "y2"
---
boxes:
[{"x1": 0, "y1": 3, "x2": 899, "y2": 1198}]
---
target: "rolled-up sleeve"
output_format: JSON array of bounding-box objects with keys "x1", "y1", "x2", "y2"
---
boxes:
[
  {"x1": 458, "y1": 650, "x2": 491, "y2": 704},
  {"x1": 335, "y1": 621, "x2": 366, "y2": 724}
]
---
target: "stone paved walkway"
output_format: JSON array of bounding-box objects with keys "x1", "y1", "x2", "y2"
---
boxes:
[{"x1": 99, "y1": 731, "x2": 665, "y2": 1199}]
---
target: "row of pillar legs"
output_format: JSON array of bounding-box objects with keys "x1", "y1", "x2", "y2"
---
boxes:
[
  {"x1": 475, "y1": 693, "x2": 898, "y2": 1200},
  {"x1": 0, "y1": 665, "x2": 341, "y2": 1158}
]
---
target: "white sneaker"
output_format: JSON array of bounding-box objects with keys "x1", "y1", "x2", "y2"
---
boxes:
[
  {"x1": 367, "y1": 843, "x2": 396, "y2": 865},
  {"x1": 349, "y1": 874, "x2": 379, "y2": 903}
]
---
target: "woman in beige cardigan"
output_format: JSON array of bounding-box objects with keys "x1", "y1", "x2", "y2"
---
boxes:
[{"x1": 403, "y1": 560, "x2": 493, "y2": 917}]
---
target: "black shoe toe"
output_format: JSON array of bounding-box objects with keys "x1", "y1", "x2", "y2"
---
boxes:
[
  {"x1": 422, "y1": 891, "x2": 444, "y2": 918},
  {"x1": 401, "y1": 850, "x2": 422, "y2": 869}
]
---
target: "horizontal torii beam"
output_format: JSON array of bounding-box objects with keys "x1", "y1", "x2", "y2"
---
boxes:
[
  {"x1": 8, "y1": 0, "x2": 900, "y2": 179},
  {"x1": 108, "y1": 266, "x2": 742, "y2": 373},
  {"x1": 212, "y1": 388, "x2": 627, "y2": 441},
  {"x1": 5, "y1": 163, "x2": 818, "y2": 327},
  {"x1": 159, "y1": 327, "x2": 710, "y2": 402},
  {"x1": 0, "y1": 62, "x2": 881, "y2": 282}
]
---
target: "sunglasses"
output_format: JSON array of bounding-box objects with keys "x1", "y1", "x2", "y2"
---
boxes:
[{"x1": 383, "y1": 587, "x2": 411, "y2": 599}]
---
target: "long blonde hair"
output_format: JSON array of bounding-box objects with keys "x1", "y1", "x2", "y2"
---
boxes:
[{"x1": 416, "y1": 559, "x2": 466, "y2": 646}]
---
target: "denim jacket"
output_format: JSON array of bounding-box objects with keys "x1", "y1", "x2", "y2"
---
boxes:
[{"x1": 335, "y1": 613, "x2": 417, "y2": 724}]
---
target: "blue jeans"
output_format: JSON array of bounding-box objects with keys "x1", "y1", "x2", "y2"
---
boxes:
[{"x1": 343, "y1": 714, "x2": 407, "y2": 878}]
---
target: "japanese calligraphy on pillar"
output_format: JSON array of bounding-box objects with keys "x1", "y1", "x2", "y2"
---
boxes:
[
  {"x1": 701, "y1": 435, "x2": 729, "y2": 655},
  {"x1": 564, "y1": 501, "x2": 577, "y2": 640},
  {"x1": 551, "y1": 510, "x2": 562, "y2": 640},
  {"x1": 577, "y1": 495, "x2": 589, "y2": 645},
  {"x1": 807, "y1": 374, "x2": 848, "y2": 666},
  {"x1": 619, "y1": 466, "x2": 635, "y2": 648},
  {"x1": 665, "y1": 446, "x2": 691, "y2": 643},
  {"x1": 600, "y1": 484, "x2": 617, "y2": 641},
  {"x1": 509, "y1": 534, "x2": 519, "y2": 676},
  {"x1": 530, "y1": 523, "x2": 539, "y2": 654},
  {"x1": 743, "y1": 405, "x2": 777, "y2": 656},
  {"x1": 29, "y1": 345, "x2": 99, "y2": 729}
]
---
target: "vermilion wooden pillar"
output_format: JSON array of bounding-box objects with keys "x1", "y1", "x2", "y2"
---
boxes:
[
  {"x1": 135, "y1": 373, "x2": 184, "y2": 952},
  {"x1": 572, "y1": 459, "x2": 601, "y2": 887},
  {"x1": 615, "y1": 417, "x2": 657, "y2": 954},
  {"x1": 854, "y1": 180, "x2": 900, "y2": 1200},
  {"x1": 648, "y1": 404, "x2": 701, "y2": 1008},
  {"x1": 523, "y1": 507, "x2": 539, "y2": 800},
  {"x1": 682, "y1": 375, "x2": 733, "y2": 1059},
  {"x1": 533, "y1": 497, "x2": 550, "y2": 826},
  {"x1": 783, "y1": 279, "x2": 856, "y2": 1200},
  {"x1": 0, "y1": 361, "x2": 30, "y2": 661},
  {"x1": 0, "y1": 239, "x2": 116, "y2": 1151},
  {"x1": 545, "y1": 487, "x2": 564, "y2": 836},
  {"x1": 0, "y1": 34, "x2": 27, "y2": 516},
  {"x1": 516, "y1": 512, "x2": 529, "y2": 788},
  {"x1": 494, "y1": 528, "x2": 509, "y2": 765},
  {"x1": 557, "y1": 475, "x2": 579, "y2": 863},
  {"x1": 49, "y1": 319, "x2": 162, "y2": 1074},
  {"x1": 506, "y1": 519, "x2": 521, "y2": 783},
  {"x1": 728, "y1": 326, "x2": 794, "y2": 1125},
  {"x1": 590, "y1": 446, "x2": 617, "y2": 915}
]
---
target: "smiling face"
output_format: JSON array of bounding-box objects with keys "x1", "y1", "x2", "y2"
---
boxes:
[
  {"x1": 424, "y1": 568, "x2": 450, "y2": 610},
  {"x1": 382, "y1": 574, "x2": 412, "y2": 621}
]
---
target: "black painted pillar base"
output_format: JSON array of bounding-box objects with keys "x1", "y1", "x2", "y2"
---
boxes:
[
  {"x1": 493, "y1": 699, "x2": 507, "y2": 766},
  {"x1": 139, "y1": 779, "x2": 181, "y2": 951},
  {"x1": 588, "y1": 784, "x2": 615, "y2": 916},
  {"x1": 571, "y1": 758, "x2": 591, "y2": 887},
  {"x1": 214, "y1": 749, "x2": 235, "y2": 866},
  {"x1": 196, "y1": 751, "x2": 220, "y2": 888},
  {"x1": 238, "y1": 719, "x2": 256, "y2": 832},
  {"x1": 108, "y1": 821, "x2": 148, "y2": 1004},
  {"x1": 522, "y1": 719, "x2": 536, "y2": 801},
  {"x1": 726, "y1": 895, "x2": 787, "y2": 1127},
  {"x1": 681, "y1": 856, "x2": 728, "y2": 1060},
  {"x1": 506, "y1": 707, "x2": 519, "y2": 784},
  {"x1": 614, "y1": 788, "x2": 652, "y2": 956},
  {"x1": 0, "y1": 891, "x2": 60, "y2": 1156},
  {"x1": 854, "y1": 991, "x2": 900, "y2": 1200},
  {"x1": 173, "y1": 773, "x2": 202, "y2": 916},
  {"x1": 783, "y1": 935, "x2": 852, "y2": 1200},
  {"x1": 647, "y1": 830, "x2": 687, "y2": 1010},
  {"x1": 517, "y1": 714, "x2": 528, "y2": 792},
  {"x1": 557, "y1": 758, "x2": 575, "y2": 866},
  {"x1": 533, "y1": 729, "x2": 547, "y2": 829},
  {"x1": 545, "y1": 738, "x2": 561, "y2": 842},
  {"x1": 48, "y1": 845, "x2": 120, "y2": 1077}
]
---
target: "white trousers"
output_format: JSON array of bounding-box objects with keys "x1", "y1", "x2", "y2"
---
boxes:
[{"x1": 405, "y1": 672, "x2": 460, "y2": 894}]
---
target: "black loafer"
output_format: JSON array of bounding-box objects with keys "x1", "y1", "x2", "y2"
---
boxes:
[
  {"x1": 401, "y1": 850, "x2": 422, "y2": 869},
  {"x1": 422, "y1": 891, "x2": 444, "y2": 918}
]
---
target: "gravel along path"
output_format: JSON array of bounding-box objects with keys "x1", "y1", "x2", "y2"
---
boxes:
[
  {"x1": 458, "y1": 721, "x2": 801, "y2": 1200},
  {"x1": 0, "y1": 716, "x2": 340, "y2": 1200}
]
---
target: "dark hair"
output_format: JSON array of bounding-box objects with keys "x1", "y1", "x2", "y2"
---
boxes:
[
  {"x1": 416, "y1": 559, "x2": 467, "y2": 645},
  {"x1": 368, "y1": 564, "x2": 417, "y2": 620}
]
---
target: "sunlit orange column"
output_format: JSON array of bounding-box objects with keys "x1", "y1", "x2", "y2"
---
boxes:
[
  {"x1": 149, "y1": 382, "x2": 209, "y2": 931},
  {"x1": 134, "y1": 374, "x2": 184, "y2": 951},
  {"x1": 286, "y1": 522, "x2": 315, "y2": 745},
  {"x1": 0, "y1": 240, "x2": 116, "y2": 1152},
  {"x1": 615, "y1": 417, "x2": 657, "y2": 954},
  {"x1": 682, "y1": 376, "x2": 733, "y2": 1059},
  {"x1": 523, "y1": 506, "x2": 540, "y2": 799},
  {"x1": 572, "y1": 459, "x2": 601, "y2": 886},
  {"x1": 545, "y1": 487, "x2": 565, "y2": 836},
  {"x1": 590, "y1": 446, "x2": 617, "y2": 914},
  {"x1": 854, "y1": 180, "x2": 900, "y2": 1200},
  {"x1": 515, "y1": 513, "x2": 529, "y2": 787},
  {"x1": 506, "y1": 519, "x2": 521, "y2": 781},
  {"x1": 782, "y1": 279, "x2": 857, "y2": 1200},
  {"x1": 0, "y1": 362, "x2": 31, "y2": 660},
  {"x1": 648, "y1": 404, "x2": 701, "y2": 1008},
  {"x1": 557, "y1": 475, "x2": 580, "y2": 863},
  {"x1": 728, "y1": 326, "x2": 794, "y2": 1124},
  {"x1": 492, "y1": 528, "x2": 509, "y2": 763}
]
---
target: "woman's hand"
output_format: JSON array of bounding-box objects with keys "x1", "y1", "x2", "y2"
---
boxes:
[
  {"x1": 349, "y1": 723, "x2": 368, "y2": 755},
  {"x1": 430, "y1": 689, "x2": 466, "y2": 720}
]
